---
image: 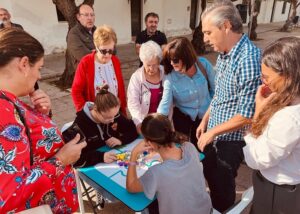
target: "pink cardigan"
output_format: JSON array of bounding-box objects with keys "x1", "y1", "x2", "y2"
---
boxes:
[{"x1": 71, "y1": 51, "x2": 127, "y2": 114}]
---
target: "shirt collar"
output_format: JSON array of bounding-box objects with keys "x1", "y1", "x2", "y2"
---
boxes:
[{"x1": 220, "y1": 34, "x2": 248, "y2": 60}]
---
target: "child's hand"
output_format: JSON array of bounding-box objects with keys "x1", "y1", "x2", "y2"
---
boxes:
[
  {"x1": 131, "y1": 140, "x2": 153, "y2": 158},
  {"x1": 104, "y1": 152, "x2": 117, "y2": 163},
  {"x1": 105, "y1": 137, "x2": 122, "y2": 147}
]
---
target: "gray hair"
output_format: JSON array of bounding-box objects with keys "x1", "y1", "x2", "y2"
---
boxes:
[
  {"x1": 201, "y1": 0, "x2": 243, "y2": 34},
  {"x1": 139, "y1": 40, "x2": 162, "y2": 63}
]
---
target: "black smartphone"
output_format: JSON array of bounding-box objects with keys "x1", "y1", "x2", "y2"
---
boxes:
[{"x1": 62, "y1": 123, "x2": 86, "y2": 144}]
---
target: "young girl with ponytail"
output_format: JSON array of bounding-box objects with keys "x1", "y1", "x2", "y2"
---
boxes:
[
  {"x1": 72, "y1": 85, "x2": 138, "y2": 167},
  {"x1": 126, "y1": 113, "x2": 212, "y2": 214}
]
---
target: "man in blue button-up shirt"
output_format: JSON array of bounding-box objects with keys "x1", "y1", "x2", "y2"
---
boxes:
[{"x1": 196, "y1": 1, "x2": 261, "y2": 212}]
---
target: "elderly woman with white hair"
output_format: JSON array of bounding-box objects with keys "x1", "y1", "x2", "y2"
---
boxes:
[{"x1": 127, "y1": 41, "x2": 164, "y2": 134}]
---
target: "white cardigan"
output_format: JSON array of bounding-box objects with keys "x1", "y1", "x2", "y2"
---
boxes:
[{"x1": 127, "y1": 65, "x2": 165, "y2": 126}]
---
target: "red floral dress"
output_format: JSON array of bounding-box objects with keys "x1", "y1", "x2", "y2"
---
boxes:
[{"x1": 0, "y1": 91, "x2": 78, "y2": 213}]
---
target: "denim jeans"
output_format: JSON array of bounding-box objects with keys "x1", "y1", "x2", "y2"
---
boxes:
[{"x1": 202, "y1": 140, "x2": 245, "y2": 212}]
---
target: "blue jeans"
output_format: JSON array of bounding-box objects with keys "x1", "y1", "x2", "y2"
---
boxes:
[{"x1": 202, "y1": 140, "x2": 245, "y2": 212}]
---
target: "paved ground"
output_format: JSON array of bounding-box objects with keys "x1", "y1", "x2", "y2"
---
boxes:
[{"x1": 37, "y1": 22, "x2": 300, "y2": 213}]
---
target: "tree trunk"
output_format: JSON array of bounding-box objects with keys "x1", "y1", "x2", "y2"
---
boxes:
[
  {"x1": 280, "y1": 0, "x2": 299, "y2": 32},
  {"x1": 191, "y1": 0, "x2": 207, "y2": 55},
  {"x1": 52, "y1": 0, "x2": 94, "y2": 87},
  {"x1": 248, "y1": 0, "x2": 259, "y2": 40},
  {"x1": 192, "y1": 22, "x2": 206, "y2": 55}
]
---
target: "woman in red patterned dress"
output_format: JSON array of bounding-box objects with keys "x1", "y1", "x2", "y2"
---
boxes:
[{"x1": 0, "y1": 28, "x2": 86, "y2": 213}]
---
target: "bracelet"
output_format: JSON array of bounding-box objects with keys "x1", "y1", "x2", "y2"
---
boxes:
[
  {"x1": 117, "y1": 160, "x2": 138, "y2": 167},
  {"x1": 48, "y1": 156, "x2": 64, "y2": 168}
]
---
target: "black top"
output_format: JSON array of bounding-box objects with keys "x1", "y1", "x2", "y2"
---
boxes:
[
  {"x1": 136, "y1": 30, "x2": 167, "y2": 67},
  {"x1": 0, "y1": 22, "x2": 23, "y2": 30},
  {"x1": 73, "y1": 110, "x2": 138, "y2": 168},
  {"x1": 136, "y1": 29, "x2": 167, "y2": 46}
]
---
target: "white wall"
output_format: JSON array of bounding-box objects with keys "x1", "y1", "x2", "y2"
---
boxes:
[
  {"x1": 142, "y1": 0, "x2": 164, "y2": 31},
  {"x1": 162, "y1": 0, "x2": 192, "y2": 37},
  {"x1": 0, "y1": 0, "x2": 69, "y2": 54},
  {"x1": 94, "y1": 0, "x2": 131, "y2": 45},
  {"x1": 272, "y1": 1, "x2": 290, "y2": 22},
  {"x1": 257, "y1": 0, "x2": 274, "y2": 23},
  {"x1": 0, "y1": 0, "x2": 132, "y2": 54}
]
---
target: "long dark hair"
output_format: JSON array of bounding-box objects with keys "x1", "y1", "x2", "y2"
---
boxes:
[
  {"x1": 252, "y1": 37, "x2": 300, "y2": 137},
  {"x1": 162, "y1": 37, "x2": 198, "y2": 74},
  {"x1": 0, "y1": 28, "x2": 44, "y2": 67},
  {"x1": 141, "y1": 113, "x2": 182, "y2": 147}
]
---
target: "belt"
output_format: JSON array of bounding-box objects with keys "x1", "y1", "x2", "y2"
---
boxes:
[{"x1": 257, "y1": 170, "x2": 299, "y2": 191}]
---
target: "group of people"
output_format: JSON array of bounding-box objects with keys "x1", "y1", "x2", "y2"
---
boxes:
[{"x1": 0, "y1": 1, "x2": 300, "y2": 214}]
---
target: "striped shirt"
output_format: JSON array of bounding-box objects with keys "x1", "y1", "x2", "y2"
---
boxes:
[{"x1": 208, "y1": 34, "x2": 261, "y2": 141}]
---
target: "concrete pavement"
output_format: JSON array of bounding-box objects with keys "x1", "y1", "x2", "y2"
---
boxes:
[{"x1": 38, "y1": 21, "x2": 300, "y2": 213}]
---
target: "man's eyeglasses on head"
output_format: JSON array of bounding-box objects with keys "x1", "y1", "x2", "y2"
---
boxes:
[
  {"x1": 96, "y1": 47, "x2": 115, "y2": 55},
  {"x1": 80, "y1": 13, "x2": 95, "y2": 18},
  {"x1": 170, "y1": 58, "x2": 180, "y2": 64}
]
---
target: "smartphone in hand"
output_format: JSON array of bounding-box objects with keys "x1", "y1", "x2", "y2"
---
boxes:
[
  {"x1": 62, "y1": 123, "x2": 86, "y2": 144},
  {"x1": 261, "y1": 85, "x2": 272, "y2": 98}
]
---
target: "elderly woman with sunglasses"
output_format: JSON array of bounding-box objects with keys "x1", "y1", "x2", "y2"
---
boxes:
[
  {"x1": 72, "y1": 25, "x2": 127, "y2": 115},
  {"x1": 127, "y1": 41, "x2": 165, "y2": 134},
  {"x1": 157, "y1": 37, "x2": 215, "y2": 146}
]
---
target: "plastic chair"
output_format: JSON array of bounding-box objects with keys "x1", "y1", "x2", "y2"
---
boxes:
[{"x1": 212, "y1": 186, "x2": 254, "y2": 214}]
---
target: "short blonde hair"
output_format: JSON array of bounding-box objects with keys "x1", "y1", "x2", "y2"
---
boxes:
[{"x1": 93, "y1": 25, "x2": 117, "y2": 47}]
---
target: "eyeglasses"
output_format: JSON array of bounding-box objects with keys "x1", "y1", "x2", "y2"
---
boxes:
[
  {"x1": 99, "y1": 111, "x2": 120, "y2": 122},
  {"x1": 80, "y1": 13, "x2": 95, "y2": 18},
  {"x1": 96, "y1": 47, "x2": 115, "y2": 55},
  {"x1": 170, "y1": 58, "x2": 180, "y2": 64}
]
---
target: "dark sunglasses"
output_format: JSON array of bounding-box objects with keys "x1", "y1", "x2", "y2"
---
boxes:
[
  {"x1": 97, "y1": 48, "x2": 115, "y2": 55},
  {"x1": 170, "y1": 58, "x2": 180, "y2": 64}
]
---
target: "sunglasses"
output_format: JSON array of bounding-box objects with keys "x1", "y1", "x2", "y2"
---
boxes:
[
  {"x1": 97, "y1": 47, "x2": 115, "y2": 55},
  {"x1": 170, "y1": 58, "x2": 180, "y2": 64}
]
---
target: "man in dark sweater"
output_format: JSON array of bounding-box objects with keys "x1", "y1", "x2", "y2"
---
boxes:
[
  {"x1": 67, "y1": 4, "x2": 96, "y2": 77},
  {"x1": 135, "y1": 12, "x2": 167, "y2": 67}
]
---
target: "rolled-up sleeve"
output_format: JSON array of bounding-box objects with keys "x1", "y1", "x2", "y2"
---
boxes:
[
  {"x1": 243, "y1": 111, "x2": 300, "y2": 170},
  {"x1": 236, "y1": 55, "x2": 261, "y2": 118},
  {"x1": 157, "y1": 77, "x2": 173, "y2": 116}
]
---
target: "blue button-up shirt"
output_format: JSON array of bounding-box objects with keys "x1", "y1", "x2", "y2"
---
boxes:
[
  {"x1": 158, "y1": 57, "x2": 215, "y2": 121},
  {"x1": 208, "y1": 34, "x2": 261, "y2": 141}
]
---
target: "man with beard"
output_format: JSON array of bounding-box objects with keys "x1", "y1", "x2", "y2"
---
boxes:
[
  {"x1": 0, "y1": 8, "x2": 23, "y2": 30},
  {"x1": 135, "y1": 12, "x2": 167, "y2": 67}
]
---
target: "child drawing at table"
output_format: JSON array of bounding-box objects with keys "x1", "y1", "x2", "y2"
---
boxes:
[
  {"x1": 126, "y1": 113, "x2": 212, "y2": 214},
  {"x1": 71, "y1": 85, "x2": 138, "y2": 168}
]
